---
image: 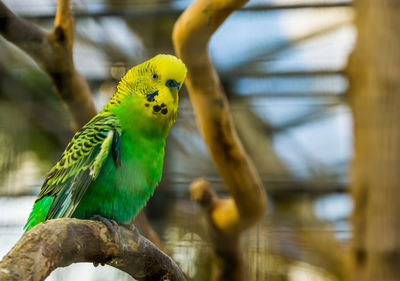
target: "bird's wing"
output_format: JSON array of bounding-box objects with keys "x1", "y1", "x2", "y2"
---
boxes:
[{"x1": 37, "y1": 113, "x2": 122, "y2": 219}]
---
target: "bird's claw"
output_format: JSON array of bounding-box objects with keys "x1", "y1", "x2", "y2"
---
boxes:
[
  {"x1": 93, "y1": 262, "x2": 106, "y2": 267},
  {"x1": 90, "y1": 215, "x2": 119, "y2": 243},
  {"x1": 132, "y1": 225, "x2": 140, "y2": 237}
]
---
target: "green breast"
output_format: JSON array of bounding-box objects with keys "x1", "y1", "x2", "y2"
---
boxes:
[
  {"x1": 72, "y1": 129, "x2": 166, "y2": 223},
  {"x1": 73, "y1": 95, "x2": 170, "y2": 223}
]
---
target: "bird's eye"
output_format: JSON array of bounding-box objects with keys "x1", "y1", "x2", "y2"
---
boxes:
[{"x1": 150, "y1": 74, "x2": 158, "y2": 80}]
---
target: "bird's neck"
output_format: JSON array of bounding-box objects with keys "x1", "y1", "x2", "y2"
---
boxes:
[
  {"x1": 101, "y1": 90, "x2": 127, "y2": 112},
  {"x1": 104, "y1": 93, "x2": 174, "y2": 139}
]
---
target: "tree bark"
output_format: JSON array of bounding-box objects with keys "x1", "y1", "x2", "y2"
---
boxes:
[
  {"x1": 0, "y1": 219, "x2": 186, "y2": 281},
  {"x1": 348, "y1": 0, "x2": 400, "y2": 280}
]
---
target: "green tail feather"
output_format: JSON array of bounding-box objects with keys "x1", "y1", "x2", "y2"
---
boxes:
[{"x1": 24, "y1": 196, "x2": 53, "y2": 232}]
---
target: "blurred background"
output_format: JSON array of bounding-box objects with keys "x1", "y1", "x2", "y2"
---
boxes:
[{"x1": 0, "y1": 0, "x2": 354, "y2": 280}]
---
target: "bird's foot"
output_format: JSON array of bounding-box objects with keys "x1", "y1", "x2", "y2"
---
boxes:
[
  {"x1": 132, "y1": 225, "x2": 140, "y2": 237},
  {"x1": 127, "y1": 224, "x2": 140, "y2": 238},
  {"x1": 90, "y1": 215, "x2": 119, "y2": 243}
]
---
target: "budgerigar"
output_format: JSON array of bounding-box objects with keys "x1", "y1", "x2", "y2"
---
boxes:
[{"x1": 24, "y1": 54, "x2": 187, "y2": 232}]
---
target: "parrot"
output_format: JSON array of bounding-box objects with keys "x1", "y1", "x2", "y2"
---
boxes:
[{"x1": 24, "y1": 54, "x2": 187, "y2": 234}]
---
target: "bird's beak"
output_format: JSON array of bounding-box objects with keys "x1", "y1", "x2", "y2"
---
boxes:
[{"x1": 166, "y1": 80, "x2": 180, "y2": 90}]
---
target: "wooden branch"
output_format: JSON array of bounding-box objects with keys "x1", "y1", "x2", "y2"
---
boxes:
[
  {"x1": 173, "y1": 0, "x2": 267, "y2": 232},
  {"x1": 173, "y1": 1, "x2": 267, "y2": 279},
  {"x1": 190, "y1": 179, "x2": 243, "y2": 281},
  {"x1": 347, "y1": 0, "x2": 400, "y2": 280},
  {"x1": 173, "y1": 0, "x2": 267, "y2": 233},
  {"x1": 0, "y1": 219, "x2": 186, "y2": 281},
  {"x1": 0, "y1": 0, "x2": 96, "y2": 127}
]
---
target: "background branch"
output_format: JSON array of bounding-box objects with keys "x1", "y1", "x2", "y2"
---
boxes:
[
  {"x1": 347, "y1": 0, "x2": 400, "y2": 280},
  {"x1": 0, "y1": 219, "x2": 186, "y2": 281},
  {"x1": 173, "y1": 0, "x2": 267, "y2": 234},
  {"x1": 190, "y1": 179, "x2": 243, "y2": 280},
  {"x1": 0, "y1": 0, "x2": 96, "y2": 128},
  {"x1": 173, "y1": 0, "x2": 268, "y2": 279}
]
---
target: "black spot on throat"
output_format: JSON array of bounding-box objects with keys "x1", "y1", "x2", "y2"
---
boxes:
[
  {"x1": 161, "y1": 108, "x2": 168, "y2": 115},
  {"x1": 153, "y1": 105, "x2": 161, "y2": 112}
]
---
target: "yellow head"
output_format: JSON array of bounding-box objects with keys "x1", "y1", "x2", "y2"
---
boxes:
[{"x1": 109, "y1": 54, "x2": 187, "y2": 123}]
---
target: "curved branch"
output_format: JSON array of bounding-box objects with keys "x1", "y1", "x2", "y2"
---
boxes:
[
  {"x1": 0, "y1": 0, "x2": 96, "y2": 127},
  {"x1": 190, "y1": 179, "x2": 243, "y2": 280},
  {"x1": 173, "y1": 1, "x2": 267, "y2": 279},
  {"x1": 0, "y1": 219, "x2": 186, "y2": 281},
  {"x1": 173, "y1": 0, "x2": 267, "y2": 233}
]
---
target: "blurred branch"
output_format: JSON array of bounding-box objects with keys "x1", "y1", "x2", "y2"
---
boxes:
[
  {"x1": 298, "y1": 227, "x2": 351, "y2": 279},
  {"x1": 0, "y1": 0, "x2": 96, "y2": 128},
  {"x1": 0, "y1": 64, "x2": 71, "y2": 147},
  {"x1": 241, "y1": 1, "x2": 352, "y2": 10},
  {"x1": 0, "y1": 219, "x2": 186, "y2": 281},
  {"x1": 190, "y1": 179, "x2": 243, "y2": 280},
  {"x1": 173, "y1": 0, "x2": 267, "y2": 234},
  {"x1": 173, "y1": 0, "x2": 267, "y2": 279},
  {"x1": 271, "y1": 196, "x2": 351, "y2": 280},
  {"x1": 348, "y1": 0, "x2": 400, "y2": 280},
  {"x1": 228, "y1": 69, "x2": 345, "y2": 78},
  {"x1": 225, "y1": 21, "x2": 351, "y2": 77},
  {"x1": 19, "y1": 2, "x2": 352, "y2": 22}
]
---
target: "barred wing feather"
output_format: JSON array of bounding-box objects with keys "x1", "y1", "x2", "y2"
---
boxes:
[{"x1": 36, "y1": 114, "x2": 122, "y2": 220}]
